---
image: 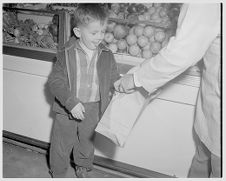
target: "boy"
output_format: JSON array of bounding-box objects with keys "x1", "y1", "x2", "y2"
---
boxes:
[{"x1": 48, "y1": 4, "x2": 119, "y2": 178}]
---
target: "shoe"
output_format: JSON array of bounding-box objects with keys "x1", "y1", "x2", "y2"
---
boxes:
[{"x1": 76, "y1": 166, "x2": 89, "y2": 178}]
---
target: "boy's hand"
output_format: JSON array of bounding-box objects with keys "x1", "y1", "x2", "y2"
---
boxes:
[
  {"x1": 71, "y1": 102, "x2": 85, "y2": 120},
  {"x1": 114, "y1": 74, "x2": 135, "y2": 93}
]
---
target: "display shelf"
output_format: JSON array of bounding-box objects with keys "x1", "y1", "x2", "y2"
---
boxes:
[
  {"x1": 104, "y1": 4, "x2": 179, "y2": 60},
  {"x1": 109, "y1": 17, "x2": 170, "y2": 29},
  {"x1": 3, "y1": 44, "x2": 57, "y2": 62},
  {"x1": 3, "y1": 7, "x2": 66, "y2": 61}
]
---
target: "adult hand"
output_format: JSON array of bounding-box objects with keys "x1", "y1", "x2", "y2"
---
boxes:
[
  {"x1": 114, "y1": 74, "x2": 136, "y2": 93},
  {"x1": 71, "y1": 102, "x2": 85, "y2": 120}
]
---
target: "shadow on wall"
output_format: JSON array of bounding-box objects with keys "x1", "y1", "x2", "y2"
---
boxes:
[
  {"x1": 43, "y1": 57, "x2": 56, "y2": 122},
  {"x1": 43, "y1": 57, "x2": 56, "y2": 148},
  {"x1": 42, "y1": 57, "x2": 56, "y2": 170}
]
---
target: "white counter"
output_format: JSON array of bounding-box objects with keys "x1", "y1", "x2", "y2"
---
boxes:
[{"x1": 3, "y1": 54, "x2": 200, "y2": 177}]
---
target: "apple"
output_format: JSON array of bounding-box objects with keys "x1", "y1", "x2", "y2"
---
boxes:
[
  {"x1": 138, "y1": 14, "x2": 145, "y2": 21},
  {"x1": 147, "y1": 6, "x2": 156, "y2": 15},
  {"x1": 134, "y1": 25, "x2": 144, "y2": 37},
  {"x1": 109, "y1": 11, "x2": 118, "y2": 19},
  {"x1": 129, "y1": 44, "x2": 141, "y2": 56},
  {"x1": 113, "y1": 24, "x2": 127, "y2": 40},
  {"x1": 143, "y1": 12, "x2": 151, "y2": 21},
  {"x1": 143, "y1": 26, "x2": 155, "y2": 37},
  {"x1": 127, "y1": 4, "x2": 137, "y2": 14},
  {"x1": 136, "y1": 4, "x2": 147, "y2": 14},
  {"x1": 104, "y1": 32, "x2": 114, "y2": 43},
  {"x1": 161, "y1": 16, "x2": 171, "y2": 27},
  {"x1": 137, "y1": 36, "x2": 149, "y2": 47},
  {"x1": 155, "y1": 6, "x2": 163, "y2": 14},
  {"x1": 154, "y1": 31, "x2": 166, "y2": 42},
  {"x1": 108, "y1": 43, "x2": 118, "y2": 53},
  {"x1": 143, "y1": 43, "x2": 151, "y2": 50},
  {"x1": 159, "y1": 8, "x2": 168, "y2": 17},
  {"x1": 111, "y1": 3, "x2": 120, "y2": 14},
  {"x1": 117, "y1": 39, "x2": 127, "y2": 50},
  {"x1": 127, "y1": 14, "x2": 138, "y2": 22},
  {"x1": 107, "y1": 22, "x2": 116, "y2": 33},
  {"x1": 150, "y1": 13, "x2": 162, "y2": 23},
  {"x1": 126, "y1": 34, "x2": 137, "y2": 45},
  {"x1": 142, "y1": 49, "x2": 153, "y2": 59},
  {"x1": 150, "y1": 41, "x2": 162, "y2": 54},
  {"x1": 117, "y1": 12, "x2": 125, "y2": 19}
]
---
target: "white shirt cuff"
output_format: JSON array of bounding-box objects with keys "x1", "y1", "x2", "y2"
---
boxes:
[{"x1": 133, "y1": 72, "x2": 142, "y2": 87}]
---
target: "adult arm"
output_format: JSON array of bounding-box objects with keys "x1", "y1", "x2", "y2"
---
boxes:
[{"x1": 134, "y1": 3, "x2": 220, "y2": 93}]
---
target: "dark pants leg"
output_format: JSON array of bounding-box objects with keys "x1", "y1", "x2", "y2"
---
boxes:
[
  {"x1": 188, "y1": 135, "x2": 221, "y2": 178},
  {"x1": 49, "y1": 113, "x2": 78, "y2": 178},
  {"x1": 210, "y1": 152, "x2": 221, "y2": 177},
  {"x1": 73, "y1": 102, "x2": 100, "y2": 170}
]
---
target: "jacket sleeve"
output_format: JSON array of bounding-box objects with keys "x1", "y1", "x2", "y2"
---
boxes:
[
  {"x1": 134, "y1": 3, "x2": 220, "y2": 93},
  {"x1": 47, "y1": 50, "x2": 80, "y2": 111}
]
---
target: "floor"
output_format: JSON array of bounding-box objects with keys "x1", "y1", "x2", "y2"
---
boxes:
[{"x1": 2, "y1": 141, "x2": 128, "y2": 178}]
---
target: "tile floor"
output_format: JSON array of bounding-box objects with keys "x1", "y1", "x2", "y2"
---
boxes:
[{"x1": 2, "y1": 141, "x2": 127, "y2": 178}]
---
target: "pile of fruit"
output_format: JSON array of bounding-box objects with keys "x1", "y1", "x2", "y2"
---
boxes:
[
  {"x1": 108, "y1": 3, "x2": 173, "y2": 28},
  {"x1": 104, "y1": 3, "x2": 181, "y2": 59},
  {"x1": 3, "y1": 10, "x2": 57, "y2": 49}
]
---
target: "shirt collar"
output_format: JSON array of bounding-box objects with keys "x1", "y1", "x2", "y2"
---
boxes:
[{"x1": 72, "y1": 38, "x2": 109, "y2": 53}]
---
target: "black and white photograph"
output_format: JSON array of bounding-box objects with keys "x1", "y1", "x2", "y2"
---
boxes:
[{"x1": 1, "y1": 0, "x2": 224, "y2": 179}]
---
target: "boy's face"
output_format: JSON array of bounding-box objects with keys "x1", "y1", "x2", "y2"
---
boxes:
[{"x1": 74, "y1": 20, "x2": 107, "y2": 50}]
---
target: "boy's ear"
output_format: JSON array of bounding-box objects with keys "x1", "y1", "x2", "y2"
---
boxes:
[{"x1": 73, "y1": 27, "x2": 81, "y2": 38}]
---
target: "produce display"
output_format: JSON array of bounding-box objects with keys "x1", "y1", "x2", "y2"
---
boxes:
[
  {"x1": 2, "y1": 3, "x2": 181, "y2": 60},
  {"x1": 104, "y1": 3, "x2": 181, "y2": 59},
  {"x1": 3, "y1": 9, "x2": 58, "y2": 49}
]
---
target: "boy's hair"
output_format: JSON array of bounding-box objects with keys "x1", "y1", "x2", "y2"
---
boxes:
[{"x1": 72, "y1": 3, "x2": 109, "y2": 27}]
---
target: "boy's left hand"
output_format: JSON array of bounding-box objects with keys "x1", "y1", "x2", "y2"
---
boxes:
[{"x1": 114, "y1": 74, "x2": 135, "y2": 93}]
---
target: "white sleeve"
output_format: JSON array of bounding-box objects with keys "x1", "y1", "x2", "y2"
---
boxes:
[{"x1": 134, "y1": 3, "x2": 220, "y2": 93}]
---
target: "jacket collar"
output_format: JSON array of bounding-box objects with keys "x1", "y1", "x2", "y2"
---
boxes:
[{"x1": 64, "y1": 36, "x2": 109, "y2": 53}]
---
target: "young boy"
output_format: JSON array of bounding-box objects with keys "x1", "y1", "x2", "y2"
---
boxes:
[{"x1": 48, "y1": 4, "x2": 119, "y2": 178}]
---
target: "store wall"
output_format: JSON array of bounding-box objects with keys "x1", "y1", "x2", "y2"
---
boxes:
[{"x1": 3, "y1": 54, "x2": 200, "y2": 177}]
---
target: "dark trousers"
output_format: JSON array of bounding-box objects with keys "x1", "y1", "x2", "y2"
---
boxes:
[
  {"x1": 49, "y1": 102, "x2": 100, "y2": 178},
  {"x1": 188, "y1": 134, "x2": 221, "y2": 178}
]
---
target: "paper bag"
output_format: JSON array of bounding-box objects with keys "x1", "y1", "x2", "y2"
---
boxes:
[{"x1": 95, "y1": 89, "x2": 160, "y2": 147}]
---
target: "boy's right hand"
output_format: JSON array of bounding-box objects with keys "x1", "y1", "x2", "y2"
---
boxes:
[{"x1": 71, "y1": 102, "x2": 85, "y2": 120}]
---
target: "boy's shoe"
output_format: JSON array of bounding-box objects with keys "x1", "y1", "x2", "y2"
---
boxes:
[{"x1": 75, "y1": 166, "x2": 90, "y2": 178}]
